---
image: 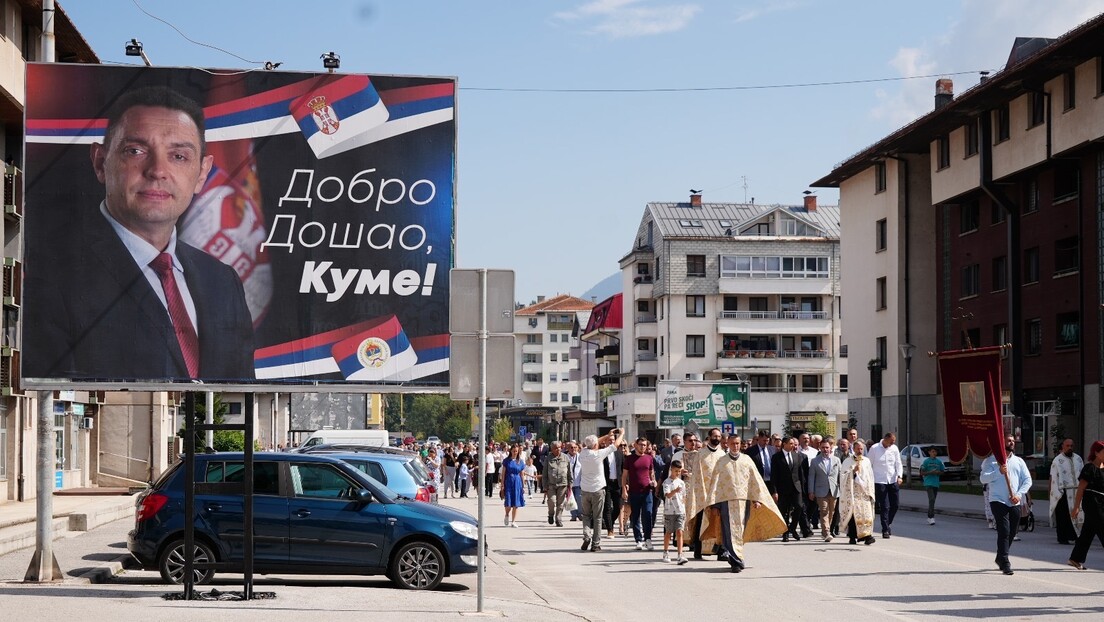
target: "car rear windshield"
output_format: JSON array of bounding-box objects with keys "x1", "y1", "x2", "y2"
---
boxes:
[{"x1": 405, "y1": 459, "x2": 428, "y2": 482}]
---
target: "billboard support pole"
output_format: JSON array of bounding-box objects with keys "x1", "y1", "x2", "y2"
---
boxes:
[
  {"x1": 25, "y1": 390, "x2": 61, "y2": 581},
  {"x1": 476, "y1": 268, "x2": 487, "y2": 613},
  {"x1": 205, "y1": 392, "x2": 214, "y2": 450}
]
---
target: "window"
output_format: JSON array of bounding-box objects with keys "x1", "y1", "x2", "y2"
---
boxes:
[
  {"x1": 875, "y1": 219, "x2": 887, "y2": 252},
  {"x1": 937, "y1": 135, "x2": 951, "y2": 170},
  {"x1": 524, "y1": 373, "x2": 539, "y2": 382},
  {"x1": 748, "y1": 297, "x2": 768, "y2": 312},
  {"x1": 637, "y1": 262, "x2": 650, "y2": 276},
  {"x1": 801, "y1": 375, "x2": 821, "y2": 392},
  {"x1": 1027, "y1": 318, "x2": 1042, "y2": 355},
  {"x1": 0, "y1": 411, "x2": 7, "y2": 480},
  {"x1": 677, "y1": 219, "x2": 704, "y2": 228},
  {"x1": 523, "y1": 353, "x2": 538, "y2": 364},
  {"x1": 548, "y1": 353, "x2": 557, "y2": 362},
  {"x1": 1024, "y1": 247, "x2": 1039, "y2": 284},
  {"x1": 962, "y1": 328, "x2": 981, "y2": 349},
  {"x1": 1054, "y1": 237, "x2": 1079, "y2": 275},
  {"x1": 839, "y1": 374, "x2": 848, "y2": 390},
  {"x1": 723, "y1": 296, "x2": 738, "y2": 312},
  {"x1": 876, "y1": 337, "x2": 887, "y2": 369},
  {"x1": 991, "y1": 201, "x2": 1006, "y2": 224},
  {"x1": 347, "y1": 460, "x2": 388, "y2": 485},
  {"x1": 840, "y1": 344, "x2": 848, "y2": 358},
  {"x1": 637, "y1": 300, "x2": 649, "y2": 313},
  {"x1": 525, "y1": 334, "x2": 540, "y2": 344},
  {"x1": 227, "y1": 402, "x2": 243, "y2": 416},
  {"x1": 1056, "y1": 312, "x2": 1079, "y2": 348},
  {"x1": 549, "y1": 372, "x2": 557, "y2": 382},
  {"x1": 780, "y1": 216, "x2": 818, "y2": 236},
  {"x1": 994, "y1": 324, "x2": 1008, "y2": 348},
  {"x1": 561, "y1": 392, "x2": 569, "y2": 402},
  {"x1": 1063, "y1": 70, "x2": 1076, "y2": 111},
  {"x1": 1054, "y1": 163, "x2": 1080, "y2": 202},
  {"x1": 1025, "y1": 178, "x2": 1040, "y2": 213},
  {"x1": 206, "y1": 461, "x2": 280, "y2": 496},
  {"x1": 549, "y1": 393, "x2": 558, "y2": 403},
  {"x1": 659, "y1": 336, "x2": 664, "y2": 356},
  {"x1": 874, "y1": 162, "x2": 887, "y2": 193},
  {"x1": 720, "y1": 255, "x2": 829, "y2": 279},
  {"x1": 291, "y1": 463, "x2": 358, "y2": 499},
  {"x1": 960, "y1": 264, "x2": 979, "y2": 298},
  {"x1": 994, "y1": 104, "x2": 1010, "y2": 142},
  {"x1": 992, "y1": 256, "x2": 1007, "y2": 291},
  {"x1": 686, "y1": 335, "x2": 705, "y2": 358},
  {"x1": 959, "y1": 201, "x2": 979, "y2": 233},
  {"x1": 685, "y1": 295, "x2": 705, "y2": 317},
  {"x1": 637, "y1": 338, "x2": 649, "y2": 351},
  {"x1": 876, "y1": 277, "x2": 887, "y2": 310},
  {"x1": 686, "y1": 255, "x2": 706, "y2": 277},
  {"x1": 549, "y1": 334, "x2": 558, "y2": 343},
  {"x1": 740, "y1": 221, "x2": 773, "y2": 236},
  {"x1": 965, "y1": 120, "x2": 979, "y2": 157},
  {"x1": 1028, "y1": 91, "x2": 1045, "y2": 127}
]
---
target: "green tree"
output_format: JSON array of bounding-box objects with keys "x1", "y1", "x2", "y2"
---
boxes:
[
  {"x1": 178, "y1": 393, "x2": 230, "y2": 451},
  {"x1": 805, "y1": 412, "x2": 833, "y2": 438},
  {"x1": 440, "y1": 415, "x2": 472, "y2": 442},
  {"x1": 491, "y1": 417, "x2": 514, "y2": 444}
]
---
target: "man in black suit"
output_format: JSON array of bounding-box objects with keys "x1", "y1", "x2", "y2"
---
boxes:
[
  {"x1": 24, "y1": 86, "x2": 254, "y2": 381},
  {"x1": 749, "y1": 431, "x2": 773, "y2": 489},
  {"x1": 769, "y1": 436, "x2": 805, "y2": 541},
  {"x1": 603, "y1": 430, "x2": 625, "y2": 538}
]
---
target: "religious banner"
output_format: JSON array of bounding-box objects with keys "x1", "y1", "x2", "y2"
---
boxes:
[
  {"x1": 656, "y1": 380, "x2": 749, "y2": 428},
  {"x1": 936, "y1": 346, "x2": 1007, "y2": 465}
]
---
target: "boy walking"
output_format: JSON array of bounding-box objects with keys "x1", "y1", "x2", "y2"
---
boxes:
[
  {"x1": 920, "y1": 447, "x2": 946, "y2": 525},
  {"x1": 661, "y1": 460, "x2": 689, "y2": 565}
]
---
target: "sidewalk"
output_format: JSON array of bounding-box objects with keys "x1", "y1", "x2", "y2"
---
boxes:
[
  {"x1": 0, "y1": 492, "x2": 137, "y2": 557},
  {"x1": 898, "y1": 486, "x2": 1051, "y2": 528}
]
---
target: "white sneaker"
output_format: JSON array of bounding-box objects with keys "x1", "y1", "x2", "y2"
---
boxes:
[
  {"x1": 662, "y1": 553, "x2": 670, "y2": 562},
  {"x1": 928, "y1": 517, "x2": 936, "y2": 525},
  {"x1": 511, "y1": 521, "x2": 518, "y2": 528},
  {"x1": 503, "y1": 516, "x2": 510, "y2": 526},
  {"x1": 676, "y1": 556, "x2": 688, "y2": 565},
  {"x1": 644, "y1": 540, "x2": 654, "y2": 551},
  {"x1": 635, "y1": 541, "x2": 645, "y2": 550}
]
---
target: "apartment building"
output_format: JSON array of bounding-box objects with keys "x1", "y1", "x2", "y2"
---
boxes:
[
  {"x1": 513, "y1": 294, "x2": 595, "y2": 411},
  {"x1": 813, "y1": 14, "x2": 1104, "y2": 460},
  {"x1": 608, "y1": 193, "x2": 848, "y2": 442}
]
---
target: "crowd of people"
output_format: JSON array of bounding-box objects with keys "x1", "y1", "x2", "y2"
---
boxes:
[{"x1": 413, "y1": 429, "x2": 1104, "y2": 575}]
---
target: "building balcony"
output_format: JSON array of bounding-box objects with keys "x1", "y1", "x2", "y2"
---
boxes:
[
  {"x1": 718, "y1": 277, "x2": 832, "y2": 296},
  {"x1": 596, "y1": 345, "x2": 620, "y2": 363},
  {"x1": 714, "y1": 350, "x2": 833, "y2": 372},
  {"x1": 521, "y1": 343, "x2": 543, "y2": 354},
  {"x1": 632, "y1": 276, "x2": 653, "y2": 299},
  {"x1": 522, "y1": 381, "x2": 543, "y2": 393},
  {"x1": 547, "y1": 321, "x2": 574, "y2": 331},
  {"x1": 635, "y1": 352, "x2": 657, "y2": 362},
  {"x1": 634, "y1": 321, "x2": 657, "y2": 339},
  {"x1": 636, "y1": 358, "x2": 658, "y2": 376},
  {"x1": 717, "y1": 313, "x2": 831, "y2": 336},
  {"x1": 522, "y1": 362, "x2": 543, "y2": 374}
]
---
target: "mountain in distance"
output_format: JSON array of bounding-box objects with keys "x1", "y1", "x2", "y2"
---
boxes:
[{"x1": 581, "y1": 272, "x2": 621, "y2": 304}]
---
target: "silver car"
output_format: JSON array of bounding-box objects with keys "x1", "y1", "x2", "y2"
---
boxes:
[{"x1": 901, "y1": 444, "x2": 967, "y2": 480}]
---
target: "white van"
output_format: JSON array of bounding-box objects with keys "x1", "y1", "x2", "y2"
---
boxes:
[{"x1": 299, "y1": 429, "x2": 389, "y2": 449}]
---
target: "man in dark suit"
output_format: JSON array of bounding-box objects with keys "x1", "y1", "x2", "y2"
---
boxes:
[
  {"x1": 24, "y1": 86, "x2": 254, "y2": 381},
  {"x1": 749, "y1": 431, "x2": 773, "y2": 490},
  {"x1": 769, "y1": 436, "x2": 805, "y2": 541},
  {"x1": 603, "y1": 431, "x2": 625, "y2": 538}
]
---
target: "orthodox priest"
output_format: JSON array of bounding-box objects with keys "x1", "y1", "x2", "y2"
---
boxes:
[
  {"x1": 686, "y1": 432, "x2": 786, "y2": 572},
  {"x1": 838, "y1": 440, "x2": 877, "y2": 545},
  {"x1": 1049, "y1": 438, "x2": 1084, "y2": 544}
]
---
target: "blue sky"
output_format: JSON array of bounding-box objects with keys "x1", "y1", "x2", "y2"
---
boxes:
[{"x1": 63, "y1": 0, "x2": 1104, "y2": 304}]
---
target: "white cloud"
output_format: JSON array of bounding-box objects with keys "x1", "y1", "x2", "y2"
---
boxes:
[
  {"x1": 733, "y1": 1, "x2": 803, "y2": 24},
  {"x1": 554, "y1": 0, "x2": 702, "y2": 38},
  {"x1": 868, "y1": 0, "x2": 1104, "y2": 130}
]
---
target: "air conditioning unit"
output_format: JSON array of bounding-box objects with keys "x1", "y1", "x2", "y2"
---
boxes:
[{"x1": 79, "y1": 417, "x2": 94, "y2": 430}]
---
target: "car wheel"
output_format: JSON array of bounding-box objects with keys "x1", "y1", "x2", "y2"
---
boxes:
[
  {"x1": 158, "y1": 538, "x2": 216, "y2": 585},
  {"x1": 389, "y1": 540, "x2": 445, "y2": 590}
]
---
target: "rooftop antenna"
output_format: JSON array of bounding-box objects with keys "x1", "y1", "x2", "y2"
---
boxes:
[{"x1": 741, "y1": 176, "x2": 748, "y2": 203}]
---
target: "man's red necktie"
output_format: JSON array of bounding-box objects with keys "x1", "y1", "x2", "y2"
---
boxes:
[{"x1": 150, "y1": 253, "x2": 200, "y2": 377}]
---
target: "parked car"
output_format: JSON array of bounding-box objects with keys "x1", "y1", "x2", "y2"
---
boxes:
[
  {"x1": 900, "y1": 444, "x2": 967, "y2": 480},
  {"x1": 296, "y1": 445, "x2": 438, "y2": 503},
  {"x1": 426, "y1": 436, "x2": 441, "y2": 447},
  {"x1": 128, "y1": 453, "x2": 477, "y2": 590}
]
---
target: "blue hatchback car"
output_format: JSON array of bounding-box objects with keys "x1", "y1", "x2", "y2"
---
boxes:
[{"x1": 127, "y1": 453, "x2": 478, "y2": 590}]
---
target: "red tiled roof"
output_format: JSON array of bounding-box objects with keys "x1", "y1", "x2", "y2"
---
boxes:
[{"x1": 515, "y1": 294, "x2": 595, "y2": 316}]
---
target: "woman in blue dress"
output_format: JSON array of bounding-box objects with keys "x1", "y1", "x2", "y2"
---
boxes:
[{"x1": 500, "y1": 443, "x2": 526, "y2": 527}]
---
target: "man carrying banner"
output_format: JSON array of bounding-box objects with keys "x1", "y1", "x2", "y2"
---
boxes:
[
  {"x1": 1050, "y1": 438, "x2": 1084, "y2": 545},
  {"x1": 981, "y1": 435, "x2": 1032, "y2": 575},
  {"x1": 25, "y1": 85, "x2": 255, "y2": 381}
]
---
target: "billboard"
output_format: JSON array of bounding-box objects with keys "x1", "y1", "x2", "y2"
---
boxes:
[
  {"x1": 656, "y1": 380, "x2": 749, "y2": 429},
  {"x1": 21, "y1": 64, "x2": 455, "y2": 389}
]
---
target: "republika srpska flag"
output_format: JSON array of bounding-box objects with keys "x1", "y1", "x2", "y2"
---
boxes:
[{"x1": 936, "y1": 346, "x2": 1008, "y2": 465}]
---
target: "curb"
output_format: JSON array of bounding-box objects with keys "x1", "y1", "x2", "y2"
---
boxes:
[
  {"x1": 899, "y1": 503, "x2": 1051, "y2": 528},
  {"x1": 72, "y1": 554, "x2": 136, "y2": 585}
]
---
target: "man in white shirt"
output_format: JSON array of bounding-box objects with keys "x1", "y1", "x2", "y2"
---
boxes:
[
  {"x1": 579, "y1": 429, "x2": 622, "y2": 552},
  {"x1": 567, "y1": 441, "x2": 583, "y2": 521},
  {"x1": 980, "y1": 436, "x2": 1032, "y2": 575},
  {"x1": 483, "y1": 445, "x2": 497, "y2": 498},
  {"x1": 867, "y1": 432, "x2": 904, "y2": 538}
]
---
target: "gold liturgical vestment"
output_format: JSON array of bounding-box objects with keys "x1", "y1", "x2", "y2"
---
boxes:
[
  {"x1": 838, "y1": 455, "x2": 875, "y2": 539},
  {"x1": 685, "y1": 449, "x2": 787, "y2": 558}
]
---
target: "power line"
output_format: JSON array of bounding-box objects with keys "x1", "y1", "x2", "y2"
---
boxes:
[
  {"x1": 130, "y1": 0, "x2": 263, "y2": 65},
  {"x1": 459, "y1": 70, "x2": 992, "y2": 93}
]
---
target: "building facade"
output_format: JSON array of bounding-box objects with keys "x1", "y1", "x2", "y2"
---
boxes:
[
  {"x1": 513, "y1": 294, "x2": 596, "y2": 412},
  {"x1": 609, "y1": 193, "x2": 848, "y2": 442},
  {"x1": 814, "y1": 16, "x2": 1104, "y2": 462}
]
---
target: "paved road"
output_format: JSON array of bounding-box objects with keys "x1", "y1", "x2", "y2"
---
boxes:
[{"x1": 1, "y1": 492, "x2": 1101, "y2": 620}]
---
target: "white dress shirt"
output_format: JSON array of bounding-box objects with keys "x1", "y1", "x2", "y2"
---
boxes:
[
  {"x1": 867, "y1": 441, "x2": 903, "y2": 484},
  {"x1": 580, "y1": 444, "x2": 618, "y2": 493}
]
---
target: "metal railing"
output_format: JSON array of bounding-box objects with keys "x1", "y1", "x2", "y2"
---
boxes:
[{"x1": 719, "y1": 310, "x2": 828, "y2": 320}]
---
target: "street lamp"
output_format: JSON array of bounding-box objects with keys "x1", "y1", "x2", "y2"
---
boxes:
[{"x1": 899, "y1": 343, "x2": 915, "y2": 486}]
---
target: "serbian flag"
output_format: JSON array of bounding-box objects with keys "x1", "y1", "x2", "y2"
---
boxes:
[
  {"x1": 331, "y1": 315, "x2": 416, "y2": 381},
  {"x1": 289, "y1": 74, "x2": 389, "y2": 159},
  {"x1": 937, "y1": 346, "x2": 1008, "y2": 465}
]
